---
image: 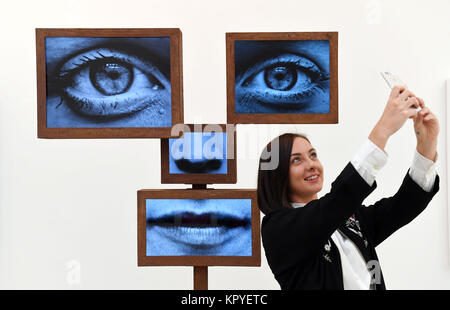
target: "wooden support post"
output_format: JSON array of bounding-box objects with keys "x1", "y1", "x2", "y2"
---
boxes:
[
  {"x1": 193, "y1": 266, "x2": 208, "y2": 290},
  {"x1": 192, "y1": 184, "x2": 207, "y2": 190},
  {"x1": 192, "y1": 184, "x2": 208, "y2": 290}
]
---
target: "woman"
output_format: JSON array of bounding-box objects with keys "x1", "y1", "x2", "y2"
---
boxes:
[{"x1": 257, "y1": 85, "x2": 440, "y2": 290}]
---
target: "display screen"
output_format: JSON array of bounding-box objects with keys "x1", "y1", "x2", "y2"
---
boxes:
[
  {"x1": 234, "y1": 39, "x2": 330, "y2": 114},
  {"x1": 168, "y1": 132, "x2": 228, "y2": 174},
  {"x1": 45, "y1": 37, "x2": 171, "y2": 128},
  {"x1": 146, "y1": 198, "x2": 251, "y2": 256}
]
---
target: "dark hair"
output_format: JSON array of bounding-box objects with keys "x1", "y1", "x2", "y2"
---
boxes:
[{"x1": 257, "y1": 133, "x2": 311, "y2": 215}]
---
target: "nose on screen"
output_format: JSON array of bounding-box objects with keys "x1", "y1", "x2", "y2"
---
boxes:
[{"x1": 174, "y1": 158, "x2": 223, "y2": 173}]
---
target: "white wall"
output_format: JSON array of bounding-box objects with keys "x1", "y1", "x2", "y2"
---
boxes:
[{"x1": 0, "y1": 0, "x2": 449, "y2": 289}]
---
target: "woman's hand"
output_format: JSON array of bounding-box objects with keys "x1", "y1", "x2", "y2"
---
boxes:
[
  {"x1": 413, "y1": 101, "x2": 439, "y2": 161},
  {"x1": 369, "y1": 85, "x2": 420, "y2": 150}
]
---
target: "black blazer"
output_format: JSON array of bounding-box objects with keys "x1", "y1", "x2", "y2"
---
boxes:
[{"x1": 261, "y1": 162, "x2": 440, "y2": 290}]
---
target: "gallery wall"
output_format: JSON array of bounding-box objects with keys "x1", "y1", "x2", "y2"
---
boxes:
[{"x1": 0, "y1": 0, "x2": 449, "y2": 289}]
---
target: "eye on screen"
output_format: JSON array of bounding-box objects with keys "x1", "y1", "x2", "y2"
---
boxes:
[
  {"x1": 45, "y1": 37, "x2": 172, "y2": 128},
  {"x1": 234, "y1": 40, "x2": 330, "y2": 114}
]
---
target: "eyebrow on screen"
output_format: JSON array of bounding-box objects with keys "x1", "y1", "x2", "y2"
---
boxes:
[{"x1": 290, "y1": 148, "x2": 316, "y2": 156}]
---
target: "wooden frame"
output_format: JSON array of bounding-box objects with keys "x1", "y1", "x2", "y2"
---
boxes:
[
  {"x1": 161, "y1": 124, "x2": 237, "y2": 184},
  {"x1": 226, "y1": 32, "x2": 338, "y2": 124},
  {"x1": 36, "y1": 28, "x2": 183, "y2": 138},
  {"x1": 137, "y1": 189, "x2": 260, "y2": 266}
]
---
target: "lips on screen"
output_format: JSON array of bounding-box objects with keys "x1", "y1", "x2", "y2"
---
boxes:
[
  {"x1": 45, "y1": 37, "x2": 172, "y2": 128},
  {"x1": 169, "y1": 132, "x2": 228, "y2": 174},
  {"x1": 234, "y1": 40, "x2": 330, "y2": 114},
  {"x1": 146, "y1": 199, "x2": 252, "y2": 256}
]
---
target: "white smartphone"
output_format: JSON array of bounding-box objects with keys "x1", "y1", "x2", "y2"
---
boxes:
[
  {"x1": 380, "y1": 72, "x2": 419, "y2": 110},
  {"x1": 380, "y1": 72, "x2": 407, "y2": 89}
]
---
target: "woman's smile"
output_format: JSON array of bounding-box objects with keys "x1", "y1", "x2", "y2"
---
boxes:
[{"x1": 304, "y1": 174, "x2": 320, "y2": 183}]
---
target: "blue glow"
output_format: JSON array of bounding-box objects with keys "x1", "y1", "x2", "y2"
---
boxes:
[
  {"x1": 168, "y1": 132, "x2": 228, "y2": 174},
  {"x1": 146, "y1": 198, "x2": 252, "y2": 256},
  {"x1": 234, "y1": 40, "x2": 330, "y2": 114},
  {"x1": 45, "y1": 37, "x2": 172, "y2": 128}
]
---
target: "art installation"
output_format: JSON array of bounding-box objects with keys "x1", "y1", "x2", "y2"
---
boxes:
[{"x1": 36, "y1": 29, "x2": 338, "y2": 289}]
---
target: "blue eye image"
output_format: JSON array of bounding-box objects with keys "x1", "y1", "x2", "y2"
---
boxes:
[
  {"x1": 45, "y1": 37, "x2": 171, "y2": 127},
  {"x1": 146, "y1": 198, "x2": 252, "y2": 256},
  {"x1": 168, "y1": 132, "x2": 227, "y2": 174},
  {"x1": 234, "y1": 40, "x2": 330, "y2": 114}
]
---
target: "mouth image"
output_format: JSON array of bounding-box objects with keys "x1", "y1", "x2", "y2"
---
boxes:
[{"x1": 147, "y1": 211, "x2": 250, "y2": 247}]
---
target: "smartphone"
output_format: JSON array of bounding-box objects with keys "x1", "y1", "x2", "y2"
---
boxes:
[
  {"x1": 380, "y1": 72, "x2": 407, "y2": 89},
  {"x1": 380, "y1": 72, "x2": 419, "y2": 110}
]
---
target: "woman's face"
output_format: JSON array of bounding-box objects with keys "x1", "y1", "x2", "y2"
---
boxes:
[{"x1": 288, "y1": 137, "x2": 324, "y2": 203}]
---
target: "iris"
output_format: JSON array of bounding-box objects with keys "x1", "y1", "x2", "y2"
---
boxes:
[
  {"x1": 264, "y1": 65, "x2": 297, "y2": 91},
  {"x1": 90, "y1": 61, "x2": 133, "y2": 95}
]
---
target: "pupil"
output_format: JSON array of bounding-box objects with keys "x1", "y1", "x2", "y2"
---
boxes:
[
  {"x1": 107, "y1": 71, "x2": 120, "y2": 80},
  {"x1": 264, "y1": 65, "x2": 297, "y2": 91},
  {"x1": 90, "y1": 61, "x2": 133, "y2": 96}
]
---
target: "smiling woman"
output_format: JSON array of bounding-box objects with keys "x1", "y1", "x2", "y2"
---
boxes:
[{"x1": 257, "y1": 85, "x2": 440, "y2": 289}]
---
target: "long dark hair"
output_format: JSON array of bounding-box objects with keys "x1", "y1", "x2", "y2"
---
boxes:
[{"x1": 257, "y1": 133, "x2": 311, "y2": 215}]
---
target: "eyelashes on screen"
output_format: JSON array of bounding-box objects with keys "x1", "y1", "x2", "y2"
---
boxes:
[
  {"x1": 54, "y1": 48, "x2": 170, "y2": 118},
  {"x1": 236, "y1": 53, "x2": 329, "y2": 108}
]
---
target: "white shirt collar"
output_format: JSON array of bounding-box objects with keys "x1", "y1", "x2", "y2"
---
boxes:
[{"x1": 290, "y1": 202, "x2": 307, "y2": 208}]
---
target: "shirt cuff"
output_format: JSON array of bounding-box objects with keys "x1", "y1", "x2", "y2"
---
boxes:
[
  {"x1": 408, "y1": 149, "x2": 438, "y2": 192},
  {"x1": 351, "y1": 138, "x2": 388, "y2": 186}
]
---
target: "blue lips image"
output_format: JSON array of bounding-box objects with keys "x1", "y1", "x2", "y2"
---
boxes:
[{"x1": 146, "y1": 198, "x2": 252, "y2": 256}]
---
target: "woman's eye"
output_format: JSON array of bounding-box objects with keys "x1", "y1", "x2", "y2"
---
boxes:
[
  {"x1": 311, "y1": 152, "x2": 317, "y2": 158},
  {"x1": 292, "y1": 157, "x2": 301, "y2": 164},
  {"x1": 236, "y1": 53, "x2": 328, "y2": 110},
  {"x1": 54, "y1": 48, "x2": 170, "y2": 118}
]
